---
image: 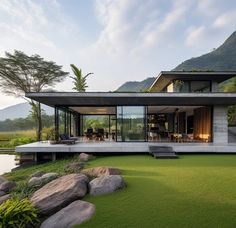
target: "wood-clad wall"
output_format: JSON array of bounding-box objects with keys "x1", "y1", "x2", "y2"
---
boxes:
[{"x1": 193, "y1": 107, "x2": 212, "y2": 142}]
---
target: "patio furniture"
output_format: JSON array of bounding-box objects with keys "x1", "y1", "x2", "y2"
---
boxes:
[
  {"x1": 96, "y1": 128, "x2": 104, "y2": 141},
  {"x1": 86, "y1": 128, "x2": 94, "y2": 140},
  {"x1": 59, "y1": 134, "x2": 76, "y2": 145}
]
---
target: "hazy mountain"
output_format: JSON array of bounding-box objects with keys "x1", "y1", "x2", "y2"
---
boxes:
[
  {"x1": 174, "y1": 31, "x2": 236, "y2": 71},
  {"x1": 117, "y1": 31, "x2": 236, "y2": 92},
  {"x1": 116, "y1": 77, "x2": 156, "y2": 92},
  {"x1": 0, "y1": 102, "x2": 54, "y2": 121}
]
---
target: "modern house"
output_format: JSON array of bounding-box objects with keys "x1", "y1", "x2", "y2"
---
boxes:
[{"x1": 16, "y1": 71, "x2": 236, "y2": 157}]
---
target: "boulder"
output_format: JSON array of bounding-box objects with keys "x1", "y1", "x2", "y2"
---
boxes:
[
  {"x1": 40, "y1": 200, "x2": 95, "y2": 228},
  {"x1": 31, "y1": 174, "x2": 89, "y2": 215},
  {"x1": 0, "y1": 176, "x2": 6, "y2": 185},
  {"x1": 0, "y1": 194, "x2": 10, "y2": 205},
  {"x1": 41, "y1": 172, "x2": 59, "y2": 182},
  {"x1": 28, "y1": 177, "x2": 41, "y2": 187},
  {"x1": 65, "y1": 162, "x2": 85, "y2": 173},
  {"x1": 89, "y1": 175, "x2": 125, "y2": 196},
  {"x1": 30, "y1": 171, "x2": 45, "y2": 178},
  {"x1": 28, "y1": 173, "x2": 59, "y2": 188},
  {"x1": 0, "y1": 191, "x2": 6, "y2": 197},
  {"x1": 0, "y1": 181, "x2": 16, "y2": 193},
  {"x1": 79, "y1": 153, "x2": 93, "y2": 162},
  {"x1": 82, "y1": 167, "x2": 121, "y2": 178}
]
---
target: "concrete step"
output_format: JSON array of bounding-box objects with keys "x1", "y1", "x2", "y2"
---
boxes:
[
  {"x1": 149, "y1": 145, "x2": 178, "y2": 159},
  {"x1": 149, "y1": 146, "x2": 173, "y2": 153},
  {"x1": 153, "y1": 152, "x2": 178, "y2": 159}
]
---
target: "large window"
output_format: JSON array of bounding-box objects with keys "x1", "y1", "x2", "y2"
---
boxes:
[
  {"x1": 172, "y1": 80, "x2": 211, "y2": 92},
  {"x1": 117, "y1": 106, "x2": 146, "y2": 142},
  {"x1": 82, "y1": 115, "x2": 116, "y2": 139}
]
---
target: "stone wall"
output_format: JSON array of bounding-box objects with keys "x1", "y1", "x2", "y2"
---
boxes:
[{"x1": 213, "y1": 106, "x2": 228, "y2": 144}]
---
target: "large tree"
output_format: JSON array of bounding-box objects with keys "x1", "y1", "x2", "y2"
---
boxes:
[
  {"x1": 0, "y1": 50, "x2": 68, "y2": 141},
  {"x1": 70, "y1": 64, "x2": 93, "y2": 92}
]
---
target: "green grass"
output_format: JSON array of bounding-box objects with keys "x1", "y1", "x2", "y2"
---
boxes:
[
  {"x1": 4, "y1": 158, "x2": 75, "y2": 182},
  {"x1": 0, "y1": 130, "x2": 36, "y2": 149},
  {"x1": 79, "y1": 155, "x2": 236, "y2": 228},
  {"x1": 0, "y1": 130, "x2": 36, "y2": 140},
  {"x1": 4, "y1": 155, "x2": 236, "y2": 227}
]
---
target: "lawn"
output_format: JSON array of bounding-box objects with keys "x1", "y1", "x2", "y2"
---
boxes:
[
  {"x1": 80, "y1": 155, "x2": 236, "y2": 228},
  {"x1": 4, "y1": 155, "x2": 236, "y2": 227}
]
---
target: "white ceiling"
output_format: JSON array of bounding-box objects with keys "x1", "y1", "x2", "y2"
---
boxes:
[
  {"x1": 70, "y1": 106, "x2": 116, "y2": 115},
  {"x1": 147, "y1": 106, "x2": 202, "y2": 113},
  {"x1": 70, "y1": 106, "x2": 203, "y2": 115}
]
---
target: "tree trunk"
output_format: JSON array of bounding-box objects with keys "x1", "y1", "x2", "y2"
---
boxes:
[
  {"x1": 37, "y1": 102, "x2": 42, "y2": 141},
  {"x1": 30, "y1": 101, "x2": 42, "y2": 142}
]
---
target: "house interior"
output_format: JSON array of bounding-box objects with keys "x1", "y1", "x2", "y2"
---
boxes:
[{"x1": 57, "y1": 105, "x2": 212, "y2": 143}]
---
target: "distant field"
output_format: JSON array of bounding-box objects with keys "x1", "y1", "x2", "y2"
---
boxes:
[{"x1": 0, "y1": 130, "x2": 36, "y2": 149}]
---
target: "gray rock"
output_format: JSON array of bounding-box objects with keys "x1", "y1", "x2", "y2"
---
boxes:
[
  {"x1": 31, "y1": 174, "x2": 89, "y2": 215},
  {"x1": 28, "y1": 173, "x2": 59, "y2": 188},
  {"x1": 0, "y1": 191, "x2": 6, "y2": 197},
  {"x1": 41, "y1": 173, "x2": 59, "y2": 184},
  {"x1": 40, "y1": 200, "x2": 95, "y2": 228},
  {"x1": 0, "y1": 181, "x2": 16, "y2": 193},
  {"x1": 28, "y1": 177, "x2": 41, "y2": 188},
  {"x1": 65, "y1": 162, "x2": 85, "y2": 173},
  {"x1": 30, "y1": 171, "x2": 45, "y2": 178},
  {"x1": 0, "y1": 176, "x2": 6, "y2": 185},
  {"x1": 0, "y1": 194, "x2": 10, "y2": 205},
  {"x1": 79, "y1": 153, "x2": 93, "y2": 162},
  {"x1": 89, "y1": 175, "x2": 125, "y2": 196},
  {"x1": 82, "y1": 167, "x2": 121, "y2": 178}
]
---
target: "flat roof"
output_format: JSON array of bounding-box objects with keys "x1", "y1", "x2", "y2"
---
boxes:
[
  {"x1": 26, "y1": 92, "x2": 236, "y2": 107},
  {"x1": 150, "y1": 71, "x2": 236, "y2": 91}
]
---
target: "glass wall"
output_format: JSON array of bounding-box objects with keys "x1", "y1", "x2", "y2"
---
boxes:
[
  {"x1": 117, "y1": 106, "x2": 146, "y2": 142},
  {"x1": 172, "y1": 80, "x2": 211, "y2": 92},
  {"x1": 82, "y1": 115, "x2": 116, "y2": 140},
  {"x1": 58, "y1": 109, "x2": 66, "y2": 135}
]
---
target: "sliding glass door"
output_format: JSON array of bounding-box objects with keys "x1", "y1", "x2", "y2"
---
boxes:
[{"x1": 117, "y1": 106, "x2": 146, "y2": 142}]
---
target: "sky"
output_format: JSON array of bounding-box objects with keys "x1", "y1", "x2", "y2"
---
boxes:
[{"x1": 0, "y1": 0, "x2": 236, "y2": 109}]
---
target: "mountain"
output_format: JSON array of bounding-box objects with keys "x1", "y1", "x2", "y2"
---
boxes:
[
  {"x1": 0, "y1": 102, "x2": 54, "y2": 121},
  {"x1": 116, "y1": 31, "x2": 236, "y2": 92},
  {"x1": 174, "y1": 31, "x2": 236, "y2": 71},
  {"x1": 116, "y1": 77, "x2": 156, "y2": 92}
]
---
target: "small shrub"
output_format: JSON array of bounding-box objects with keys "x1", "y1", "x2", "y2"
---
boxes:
[
  {"x1": 0, "y1": 198, "x2": 39, "y2": 228},
  {"x1": 9, "y1": 137, "x2": 35, "y2": 147},
  {"x1": 42, "y1": 127, "x2": 56, "y2": 140},
  {"x1": 11, "y1": 182, "x2": 36, "y2": 199}
]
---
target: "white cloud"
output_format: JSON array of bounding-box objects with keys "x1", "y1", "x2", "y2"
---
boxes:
[
  {"x1": 1, "y1": 0, "x2": 236, "y2": 109},
  {"x1": 213, "y1": 10, "x2": 236, "y2": 28},
  {"x1": 186, "y1": 26, "x2": 206, "y2": 47},
  {"x1": 196, "y1": 0, "x2": 220, "y2": 16}
]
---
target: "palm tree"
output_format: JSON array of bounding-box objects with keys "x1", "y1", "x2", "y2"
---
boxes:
[{"x1": 70, "y1": 64, "x2": 93, "y2": 92}]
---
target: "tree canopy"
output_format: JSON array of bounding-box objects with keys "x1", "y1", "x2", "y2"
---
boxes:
[
  {"x1": 0, "y1": 50, "x2": 69, "y2": 140},
  {"x1": 0, "y1": 50, "x2": 68, "y2": 97}
]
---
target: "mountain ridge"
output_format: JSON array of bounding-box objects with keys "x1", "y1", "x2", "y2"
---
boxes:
[
  {"x1": 0, "y1": 102, "x2": 54, "y2": 121},
  {"x1": 116, "y1": 31, "x2": 236, "y2": 92},
  {"x1": 116, "y1": 77, "x2": 156, "y2": 92}
]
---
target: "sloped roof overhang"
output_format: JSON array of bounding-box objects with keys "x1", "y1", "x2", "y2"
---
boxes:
[
  {"x1": 150, "y1": 71, "x2": 236, "y2": 91},
  {"x1": 26, "y1": 92, "x2": 236, "y2": 107}
]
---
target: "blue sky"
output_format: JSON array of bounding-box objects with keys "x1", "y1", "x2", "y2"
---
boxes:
[{"x1": 0, "y1": 0, "x2": 236, "y2": 109}]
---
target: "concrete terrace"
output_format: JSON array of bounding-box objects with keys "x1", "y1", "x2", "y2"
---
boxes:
[{"x1": 16, "y1": 141, "x2": 236, "y2": 153}]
